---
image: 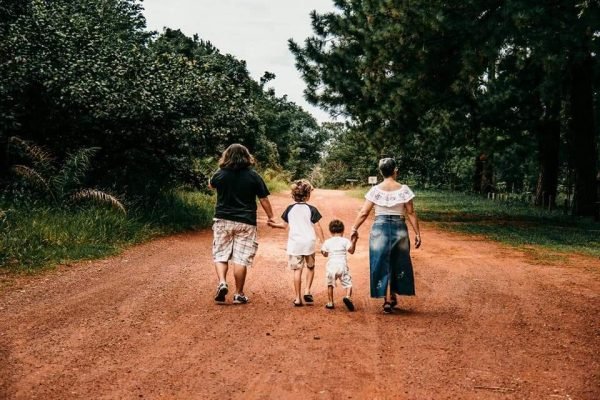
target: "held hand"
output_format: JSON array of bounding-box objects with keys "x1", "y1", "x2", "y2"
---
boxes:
[
  {"x1": 350, "y1": 230, "x2": 359, "y2": 242},
  {"x1": 414, "y1": 235, "x2": 422, "y2": 249}
]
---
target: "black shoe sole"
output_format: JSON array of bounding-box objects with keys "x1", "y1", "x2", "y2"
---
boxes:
[
  {"x1": 214, "y1": 286, "x2": 228, "y2": 303},
  {"x1": 343, "y1": 297, "x2": 355, "y2": 311}
]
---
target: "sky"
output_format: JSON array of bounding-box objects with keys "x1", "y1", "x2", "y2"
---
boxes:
[{"x1": 141, "y1": 0, "x2": 337, "y2": 124}]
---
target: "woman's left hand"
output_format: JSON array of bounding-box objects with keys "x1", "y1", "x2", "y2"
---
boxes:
[{"x1": 414, "y1": 235, "x2": 421, "y2": 249}]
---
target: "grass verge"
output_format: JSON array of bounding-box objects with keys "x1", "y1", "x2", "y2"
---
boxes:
[
  {"x1": 262, "y1": 168, "x2": 290, "y2": 194},
  {"x1": 348, "y1": 188, "x2": 600, "y2": 258},
  {"x1": 0, "y1": 190, "x2": 214, "y2": 271}
]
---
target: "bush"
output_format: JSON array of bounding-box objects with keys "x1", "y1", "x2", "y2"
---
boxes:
[
  {"x1": 0, "y1": 189, "x2": 215, "y2": 270},
  {"x1": 261, "y1": 168, "x2": 291, "y2": 194}
]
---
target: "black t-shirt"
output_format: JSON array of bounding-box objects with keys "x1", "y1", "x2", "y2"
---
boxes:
[{"x1": 210, "y1": 168, "x2": 270, "y2": 226}]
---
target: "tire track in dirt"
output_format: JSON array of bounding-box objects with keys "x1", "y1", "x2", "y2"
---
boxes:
[{"x1": 0, "y1": 189, "x2": 598, "y2": 399}]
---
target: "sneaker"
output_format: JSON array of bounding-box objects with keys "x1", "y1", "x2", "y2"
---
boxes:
[
  {"x1": 325, "y1": 302, "x2": 335, "y2": 309},
  {"x1": 214, "y1": 282, "x2": 228, "y2": 303},
  {"x1": 233, "y1": 293, "x2": 249, "y2": 304}
]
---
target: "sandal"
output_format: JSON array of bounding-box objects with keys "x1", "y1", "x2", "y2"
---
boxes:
[
  {"x1": 383, "y1": 302, "x2": 393, "y2": 314},
  {"x1": 325, "y1": 302, "x2": 335, "y2": 309},
  {"x1": 293, "y1": 300, "x2": 304, "y2": 307},
  {"x1": 303, "y1": 294, "x2": 314, "y2": 304},
  {"x1": 343, "y1": 296, "x2": 355, "y2": 311},
  {"x1": 390, "y1": 296, "x2": 398, "y2": 309}
]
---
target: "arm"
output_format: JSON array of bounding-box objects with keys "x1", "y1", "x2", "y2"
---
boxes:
[
  {"x1": 268, "y1": 220, "x2": 287, "y2": 229},
  {"x1": 314, "y1": 221, "x2": 325, "y2": 244},
  {"x1": 258, "y1": 197, "x2": 276, "y2": 225},
  {"x1": 350, "y1": 200, "x2": 375, "y2": 240},
  {"x1": 348, "y1": 236, "x2": 357, "y2": 254},
  {"x1": 405, "y1": 199, "x2": 421, "y2": 248},
  {"x1": 320, "y1": 241, "x2": 328, "y2": 257}
]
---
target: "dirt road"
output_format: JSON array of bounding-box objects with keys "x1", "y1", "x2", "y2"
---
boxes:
[{"x1": 1, "y1": 189, "x2": 599, "y2": 399}]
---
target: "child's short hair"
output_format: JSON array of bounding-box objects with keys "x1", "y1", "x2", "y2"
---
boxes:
[
  {"x1": 291, "y1": 179, "x2": 313, "y2": 202},
  {"x1": 329, "y1": 219, "x2": 345, "y2": 234}
]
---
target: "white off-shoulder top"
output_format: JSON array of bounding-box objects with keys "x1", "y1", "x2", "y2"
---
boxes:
[{"x1": 365, "y1": 184, "x2": 415, "y2": 216}]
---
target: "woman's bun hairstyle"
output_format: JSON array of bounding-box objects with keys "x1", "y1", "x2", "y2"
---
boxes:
[{"x1": 378, "y1": 157, "x2": 397, "y2": 178}]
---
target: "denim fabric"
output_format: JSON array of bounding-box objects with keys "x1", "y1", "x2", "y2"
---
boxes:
[{"x1": 369, "y1": 215, "x2": 416, "y2": 298}]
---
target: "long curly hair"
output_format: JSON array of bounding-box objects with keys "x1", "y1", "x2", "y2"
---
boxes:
[{"x1": 218, "y1": 144, "x2": 255, "y2": 170}]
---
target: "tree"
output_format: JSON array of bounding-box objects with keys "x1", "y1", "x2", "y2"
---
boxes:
[{"x1": 291, "y1": 0, "x2": 598, "y2": 216}]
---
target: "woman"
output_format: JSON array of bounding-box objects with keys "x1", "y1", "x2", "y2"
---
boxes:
[
  {"x1": 209, "y1": 143, "x2": 276, "y2": 305},
  {"x1": 350, "y1": 157, "x2": 421, "y2": 313}
]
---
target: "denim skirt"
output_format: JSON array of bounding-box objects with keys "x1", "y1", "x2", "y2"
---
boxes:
[{"x1": 369, "y1": 215, "x2": 416, "y2": 298}]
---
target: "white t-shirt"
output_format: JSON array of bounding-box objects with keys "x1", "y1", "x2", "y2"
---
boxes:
[
  {"x1": 282, "y1": 203, "x2": 322, "y2": 256},
  {"x1": 365, "y1": 184, "x2": 415, "y2": 216},
  {"x1": 321, "y1": 236, "x2": 351, "y2": 273}
]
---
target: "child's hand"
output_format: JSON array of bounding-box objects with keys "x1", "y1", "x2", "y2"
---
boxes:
[
  {"x1": 321, "y1": 250, "x2": 328, "y2": 257},
  {"x1": 268, "y1": 219, "x2": 286, "y2": 229}
]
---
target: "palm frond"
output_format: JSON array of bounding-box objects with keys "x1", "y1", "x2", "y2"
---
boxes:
[
  {"x1": 53, "y1": 147, "x2": 100, "y2": 195},
  {"x1": 8, "y1": 136, "x2": 54, "y2": 170},
  {"x1": 72, "y1": 189, "x2": 127, "y2": 214},
  {"x1": 12, "y1": 164, "x2": 58, "y2": 204}
]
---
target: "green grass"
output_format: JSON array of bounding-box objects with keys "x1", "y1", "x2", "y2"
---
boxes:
[
  {"x1": 262, "y1": 168, "x2": 291, "y2": 194},
  {"x1": 348, "y1": 188, "x2": 600, "y2": 258},
  {"x1": 0, "y1": 190, "x2": 215, "y2": 271}
]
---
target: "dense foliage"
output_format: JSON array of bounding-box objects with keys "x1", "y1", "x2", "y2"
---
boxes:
[
  {"x1": 0, "y1": 0, "x2": 326, "y2": 203},
  {"x1": 290, "y1": 0, "x2": 599, "y2": 216}
]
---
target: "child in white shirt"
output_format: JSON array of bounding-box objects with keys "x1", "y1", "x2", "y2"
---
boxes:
[
  {"x1": 269, "y1": 179, "x2": 325, "y2": 306},
  {"x1": 321, "y1": 219, "x2": 357, "y2": 311}
]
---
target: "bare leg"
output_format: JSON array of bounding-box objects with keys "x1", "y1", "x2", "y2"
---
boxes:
[
  {"x1": 345, "y1": 286, "x2": 353, "y2": 298},
  {"x1": 328, "y1": 285, "x2": 334, "y2": 304},
  {"x1": 385, "y1": 281, "x2": 392, "y2": 303},
  {"x1": 305, "y1": 266, "x2": 315, "y2": 295},
  {"x1": 233, "y1": 264, "x2": 247, "y2": 294},
  {"x1": 293, "y1": 269, "x2": 303, "y2": 304},
  {"x1": 215, "y1": 262, "x2": 228, "y2": 284}
]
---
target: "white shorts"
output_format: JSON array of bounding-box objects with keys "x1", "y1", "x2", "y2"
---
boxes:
[
  {"x1": 326, "y1": 264, "x2": 352, "y2": 288},
  {"x1": 288, "y1": 254, "x2": 316, "y2": 270}
]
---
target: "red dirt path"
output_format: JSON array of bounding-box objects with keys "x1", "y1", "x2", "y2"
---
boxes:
[{"x1": 1, "y1": 189, "x2": 599, "y2": 399}]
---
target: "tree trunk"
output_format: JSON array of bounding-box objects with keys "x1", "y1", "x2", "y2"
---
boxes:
[
  {"x1": 569, "y1": 53, "x2": 598, "y2": 217},
  {"x1": 0, "y1": 135, "x2": 8, "y2": 187},
  {"x1": 473, "y1": 153, "x2": 493, "y2": 193},
  {"x1": 534, "y1": 103, "x2": 561, "y2": 208}
]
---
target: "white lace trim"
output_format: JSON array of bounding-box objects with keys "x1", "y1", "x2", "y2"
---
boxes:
[{"x1": 365, "y1": 185, "x2": 415, "y2": 207}]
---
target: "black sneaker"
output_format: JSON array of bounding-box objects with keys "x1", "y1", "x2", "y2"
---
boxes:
[
  {"x1": 233, "y1": 294, "x2": 249, "y2": 304},
  {"x1": 214, "y1": 282, "x2": 228, "y2": 303},
  {"x1": 343, "y1": 296, "x2": 355, "y2": 311}
]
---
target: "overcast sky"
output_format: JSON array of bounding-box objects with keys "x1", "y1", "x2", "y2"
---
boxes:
[{"x1": 141, "y1": 0, "x2": 337, "y2": 124}]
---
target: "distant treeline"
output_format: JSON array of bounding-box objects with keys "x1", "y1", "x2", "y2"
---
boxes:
[
  {"x1": 292, "y1": 0, "x2": 599, "y2": 216},
  {"x1": 0, "y1": 0, "x2": 326, "y2": 203}
]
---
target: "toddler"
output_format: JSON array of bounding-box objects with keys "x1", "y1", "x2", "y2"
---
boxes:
[{"x1": 321, "y1": 219, "x2": 357, "y2": 311}]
